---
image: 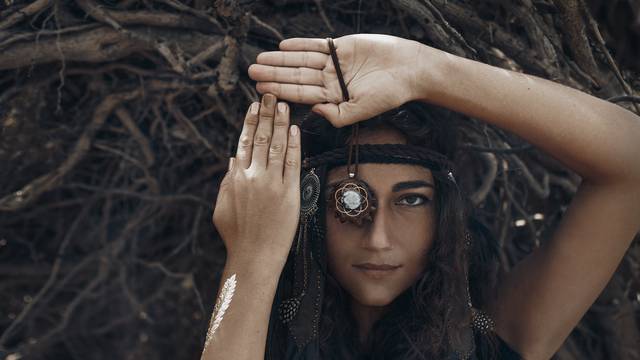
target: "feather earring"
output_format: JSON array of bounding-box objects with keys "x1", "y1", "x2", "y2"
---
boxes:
[{"x1": 278, "y1": 168, "x2": 320, "y2": 324}]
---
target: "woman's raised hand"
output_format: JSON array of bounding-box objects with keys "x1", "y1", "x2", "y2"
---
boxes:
[
  {"x1": 248, "y1": 34, "x2": 426, "y2": 128},
  {"x1": 212, "y1": 93, "x2": 301, "y2": 271}
]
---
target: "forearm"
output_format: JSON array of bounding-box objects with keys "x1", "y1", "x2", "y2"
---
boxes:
[
  {"x1": 200, "y1": 256, "x2": 282, "y2": 360},
  {"x1": 414, "y1": 44, "x2": 640, "y2": 185}
]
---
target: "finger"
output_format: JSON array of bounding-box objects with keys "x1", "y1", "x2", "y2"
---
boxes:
[
  {"x1": 267, "y1": 102, "x2": 290, "y2": 174},
  {"x1": 248, "y1": 64, "x2": 324, "y2": 86},
  {"x1": 250, "y1": 93, "x2": 277, "y2": 170},
  {"x1": 235, "y1": 102, "x2": 260, "y2": 169},
  {"x1": 279, "y1": 38, "x2": 330, "y2": 53},
  {"x1": 283, "y1": 124, "x2": 301, "y2": 185},
  {"x1": 255, "y1": 51, "x2": 328, "y2": 69},
  {"x1": 256, "y1": 82, "x2": 328, "y2": 105}
]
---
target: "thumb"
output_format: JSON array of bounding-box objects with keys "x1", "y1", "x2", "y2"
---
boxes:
[
  {"x1": 312, "y1": 102, "x2": 357, "y2": 128},
  {"x1": 227, "y1": 156, "x2": 236, "y2": 172},
  {"x1": 219, "y1": 157, "x2": 236, "y2": 189}
]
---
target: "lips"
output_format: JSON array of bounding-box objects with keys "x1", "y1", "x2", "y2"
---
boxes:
[
  {"x1": 353, "y1": 263, "x2": 402, "y2": 270},
  {"x1": 353, "y1": 263, "x2": 401, "y2": 279}
]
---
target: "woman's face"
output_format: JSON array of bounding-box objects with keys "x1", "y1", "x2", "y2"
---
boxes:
[{"x1": 325, "y1": 126, "x2": 437, "y2": 308}]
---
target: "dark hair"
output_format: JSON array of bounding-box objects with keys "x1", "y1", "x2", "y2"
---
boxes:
[{"x1": 266, "y1": 102, "x2": 500, "y2": 359}]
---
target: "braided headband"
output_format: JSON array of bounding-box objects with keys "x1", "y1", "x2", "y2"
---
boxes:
[{"x1": 303, "y1": 144, "x2": 456, "y2": 175}]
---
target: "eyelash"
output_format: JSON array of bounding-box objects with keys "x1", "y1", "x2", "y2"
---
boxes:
[{"x1": 397, "y1": 194, "x2": 430, "y2": 207}]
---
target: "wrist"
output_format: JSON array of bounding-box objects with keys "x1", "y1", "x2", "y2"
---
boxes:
[
  {"x1": 408, "y1": 41, "x2": 452, "y2": 104},
  {"x1": 225, "y1": 251, "x2": 287, "y2": 278}
]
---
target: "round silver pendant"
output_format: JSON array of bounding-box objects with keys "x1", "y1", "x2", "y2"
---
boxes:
[
  {"x1": 300, "y1": 169, "x2": 320, "y2": 218},
  {"x1": 334, "y1": 182, "x2": 369, "y2": 217},
  {"x1": 327, "y1": 177, "x2": 377, "y2": 226}
]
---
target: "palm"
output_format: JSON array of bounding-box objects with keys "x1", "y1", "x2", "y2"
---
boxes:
[{"x1": 248, "y1": 34, "x2": 419, "y2": 127}]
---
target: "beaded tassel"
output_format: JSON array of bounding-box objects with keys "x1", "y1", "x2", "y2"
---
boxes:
[
  {"x1": 464, "y1": 230, "x2": 496, "y2": 335},
  {"x1": 471, "y1": 307, "x2": 496, "y2": 335}
]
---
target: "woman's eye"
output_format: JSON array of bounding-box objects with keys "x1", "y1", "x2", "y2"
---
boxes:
[{"x1": 397, "y1": 194, "x2": 429, "y2": 206}]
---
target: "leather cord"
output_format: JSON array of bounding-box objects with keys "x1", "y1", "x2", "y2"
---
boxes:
[
  {"x1": 326, "y1": 38, "x2": 350, "y2": 102},
  {"x1": 326, "y1": 37, "x2": 359, "y2": 178}
]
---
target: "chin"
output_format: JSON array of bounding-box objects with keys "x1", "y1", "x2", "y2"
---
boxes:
[{"x1": 351, "y1": 290, "x2": 397, "y2": 307}]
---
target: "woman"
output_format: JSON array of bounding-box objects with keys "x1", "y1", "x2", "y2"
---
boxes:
[{"x1": 201, "y1": 34, "x2": 640, "y2": 359}]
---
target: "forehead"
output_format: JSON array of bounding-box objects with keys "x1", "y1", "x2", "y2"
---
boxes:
[
  {"x1": 326, "y1": 125, "x2": 435, "y2": 187},
  {"x1": 327, "y1": 163, "x2": 434, "y2": 189}
]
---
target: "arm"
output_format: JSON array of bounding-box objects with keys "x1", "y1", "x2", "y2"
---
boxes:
[
  {"x1": 204, "y1": 93, "x2": 301, "y2": 359},
  {"x1": 200, "y1": 257, "x2": 282, "y2": 360},
  {"x1": 414, "y1": 45, "x2": 640, "y2": 359},
  {"x1": 414, "y1": 47, "x2": 640, "y2": 185}
]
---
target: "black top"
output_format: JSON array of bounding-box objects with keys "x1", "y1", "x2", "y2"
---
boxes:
[
  {"x1": 463, "y1": 330, "x2": 523, "y2": 360},
  {"x1": 283, "y1": 332, "x2": 523, "y2": 359},
  {"x1": 495, "y1": 335, "x2": 522, "y2": 359}
]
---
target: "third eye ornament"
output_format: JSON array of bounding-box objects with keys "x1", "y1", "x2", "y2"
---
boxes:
[{"x1": 328, "y1": 176, "x2": 377, "y2": 226}]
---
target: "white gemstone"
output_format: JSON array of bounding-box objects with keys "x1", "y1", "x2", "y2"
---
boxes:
[{"x1": 342, "y1": 190, "x2": 361, "y2": 210}]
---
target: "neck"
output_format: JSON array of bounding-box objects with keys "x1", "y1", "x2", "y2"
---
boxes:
[{"x1": 349, "y1": 297, "x2": 389, "y2": 347}]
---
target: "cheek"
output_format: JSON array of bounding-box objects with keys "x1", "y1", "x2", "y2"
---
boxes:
[
  {"x1": 325, "y1": 215, "x2": 366, "y2": 298},
  {"x1": 391, "y1": 218, "x2": 434, "y2": 281},
  {"x1": 325, "y1": 213, "x2": 350, "y2": 268},
  {"x1": 401, "y1": 214, "x2": 436, "y2": 256}
]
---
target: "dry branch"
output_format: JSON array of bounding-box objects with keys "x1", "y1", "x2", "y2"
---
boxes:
[
  {"x1": 0, "y1": 0, "x2": 52, "y2": 30},
  {"x1": 0, "y1": 26, "x2": 222, "y2": 70},
  {"x1": 0, "y1": 1, "x2": 637, "y2": 359},
  {"x1": 553, "y1": 0, "x2": 602, "y2": 83},
  {"x1": 0, "y1": 89, "x2": 142, "y2": 211}
]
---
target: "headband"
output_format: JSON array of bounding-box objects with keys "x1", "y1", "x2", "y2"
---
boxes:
[{"x1": 303, "y1": 144, "x2": 457, "y2": 178}]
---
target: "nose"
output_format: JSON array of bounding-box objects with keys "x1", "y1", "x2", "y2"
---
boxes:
[{"x1": 361, "y1": 205, "x2": 393, "y2": 250}]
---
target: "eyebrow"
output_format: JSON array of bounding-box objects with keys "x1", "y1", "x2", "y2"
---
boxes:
[
  {"x1": 391, "y1": 180, "x2": 434, "y2": 192},
  {"x1": 326, "y1": 180, "x2": 434, "y2": 192}
]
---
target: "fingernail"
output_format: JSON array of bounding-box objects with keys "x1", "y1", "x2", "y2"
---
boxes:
[
  {"x1": 228, "y1": 157, "x2": 235, "y2": 170},
  {"x1": 290, "y1": 125, "x2": 299, "y2": 136},
  {"x1": 250, "y1": 102, "x2": 259, "y2": 114},
  {"x1": 263, "y1": 93, "x2": 276, "y2": 106},
  {"x1": 277, "y1": 102, "x2": 287, "y2": 113}
]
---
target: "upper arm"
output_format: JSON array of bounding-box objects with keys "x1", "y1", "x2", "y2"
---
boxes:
[{"x1": 486, "y1": 178, "x2": 640, "y2": 360}]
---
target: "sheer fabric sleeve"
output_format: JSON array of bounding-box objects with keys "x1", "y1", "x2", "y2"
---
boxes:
[
  {"x1": 496, "y1": 335, "x2": 522, "y2": 359},
  {"x1": 472, "y1": 326, "x2": 523, "y2": 359}
]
